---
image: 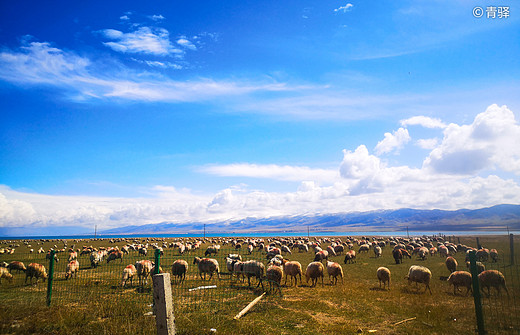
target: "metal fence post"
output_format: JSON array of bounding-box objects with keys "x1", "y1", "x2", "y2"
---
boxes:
[
  {"x1": 510, "y1": 234, "x2": 515, "y2": 266},
  {"x1": 153, "y1": 273, "x2": 175, "y2": 335},
  {"x1": 155, "y1": 248, "x2": 161, "y2": 275},
  {"x1": 46, "y1": 250, "x2": 56, "y2": 307},
  {"x1": 469, "y1": 250, "x2": 485, "y2": 335}
]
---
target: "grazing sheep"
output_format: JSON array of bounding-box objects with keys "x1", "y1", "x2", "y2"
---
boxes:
[
  {"x1": 393, "y1": 249, "x2": 403, "y2": 264},
  {"x1": 418, "y1": 247, "x2": 428, "y2": 260},
  {"x1": 439, "y1": 245, "x2": 449, "y2": 258},
  {"x1": 65, "y1": 260, "x2": 79, "y2": 280},
  {"x1": 447, "y1": 271, "x2": 472, "y2": 296},
  {"x1": 429, "y1": 247, "x2": 437, "y2": 256},
  {"x1": 405, "y1": 265, "x2": 432, "y2": 294},
  {"x1": 204, "y1": 246, "x2": 218, "y2": 257},
  {"x1": 334, "y1": 244, "x2": 345, "y2": 255},
  {"x1": 25, "y1": 263, "x2": 48, "y2": 284},
  {"x1": 171, "y1": 260, "x2": 188, "y2": 284},
  {"x1": 358, "y1": 244, "x2": 370, "y2": 254},
  {"x1": 121, "y1": 246, "x2": 130, "y2": 255},
  {"x1": 326, "y1": 261, "x2": 343, "y2": 285},
  {"x1": 281, "y1": 245, "x2": 292, "y2": 255},
  {"x1": 242, "y1": 260, "x2": 265, "y2": 289},
  {"x1": 45, "y1": 252, "x2": 59, "y2": 263},
  {"x1": 266, "y1": 265, "x2": 283, "y2": 294},
  {"x1": 283, "y1": 260, "x2": 303, "y2": 287},
  {"x1": 446, "y1": 256, "x2": 458, "y2": 273},
  {"x1": 0, "y1": 267, "x2": 13, "y2": 284},
  {"x1": 344, "y1": 250, "x2": 356, "y2": 264},
  {"x1": 247, "y1": 244, "x2": 254, "y2": 254},
  {"x1": 135, "y1": 260, "x2": 153, "y2": 286},
  {"x1": 121, "y1": 264, "x2": 137, "y2": 287},
  {"x1": 90, "y1": 251, "x2": 101, "y2": 268},
  {"x1": 374, "y1": 246, "x2": 382, "y2": 258},
  {"x1": 138, "y1": 247, "x2": 148, "y2": 256},
  {"x1": 193, "y1": 257, "x2": 220, "y2": 281},
  {"x1": 478, "y1": 270, "x2": 508, "y2": 297},
  {"x1": 476, "y1": 248, "x2": 489, "y2": 262},
  {"x1": 7, "y1": 261, "x2": 26, "y2": 273},
  {"x1": 68, "y1": 251, "x2": 78, "y2": 262},
  {"x1": 326, "y1": 245, "x2": 337, "y2": 257},
  {"x1": 305, "y1": 262, "x2": 324, "y2": 287},
  {"x1": 376, "y1": 267, "x2": 391, "y2": 290},
  {"x1": 314, "y1": 250, "x2": 329, "y2": 263},
  {"x1": 490, "y1": 249, "x2": 499, "y2": 262},
  {"x1": 107, "y1": 250, "x2": 123, "y2": 263},
  {"x1": 466, "y1": 261, "x2": 485, "y2": 274},
  {"x1": 233, "y1": 261, "x2": 244, "y2": 282}
]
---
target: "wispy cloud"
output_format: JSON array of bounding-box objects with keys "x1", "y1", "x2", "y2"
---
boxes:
[
  {"x1": 401, "y1": 116, "x2": 447, "y2": 129},
  {"x1": 99, "y1": 26, "x2": 182, "y2": 56},
  {"x1": 334, "y1": 3, "x2": 354, "y2": 13},
  {"x1": 176, "y1": 38, "x2": 197, "y2": 51},
  {"x1": 374, "y1": 128, "x2": 411, "y2": 155},
  {"x1": 0, "y1": 41, "x2": 297, "y2": 102}
]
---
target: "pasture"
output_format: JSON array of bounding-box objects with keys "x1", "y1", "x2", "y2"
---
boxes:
[{"x1": 0, "y1": 234, "x2": 518, "y2": 334}]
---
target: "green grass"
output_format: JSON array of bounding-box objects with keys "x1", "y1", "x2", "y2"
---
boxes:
[{"x1": 0, "y1": 235, "x2": 518, "y2": 334}]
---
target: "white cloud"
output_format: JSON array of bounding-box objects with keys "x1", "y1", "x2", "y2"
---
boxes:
[
  {"x1": 150, "y1": 15, "x2": 165, "y2": 21},
  {"x1": 0, "y1": 41, "x2": 296, "y2": 102},
  {"x1": 374, "y1": 127, "x2": 411, "y2": 155},
  {"x1": 416, "y1": 138, "x2": 438, "y2": 149},
  {"x1": 177, "y1": 38, "x2": 197, "y2": 50},
  {"x1": 200, "y1": 163, "x2": 338, "y2": 183},
  {"x1": 99, "y1": 27, "x2": 182, "y2": 56},
  {"x1": 401, "y1": 116, "x2": 447, "y2": 129},
  {"x1": 424, "y1": 104, "x2": 520, "y2": 175},
  {"x1": 334, "y1": 4, "x2": 354, "y2": 13}
]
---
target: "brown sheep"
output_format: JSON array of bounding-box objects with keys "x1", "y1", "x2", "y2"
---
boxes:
[
  {"x1": 266, "y1": 265, "x2": 283, "y2": 294},
  {"x1": 326, "y1": 261, "x2": 343, "y2": 285},
  {"x1": 447, "y1": 271, "x2": 472, "y2": 296},
  {"x1": 171, "y1": 260, "x2": 188, "y2": 284},
  {"x1": 7, "y1": 261, "x2": 26, "y2": 273},
  {"x1": 282, "y1": 260, "x2": 302, "y2": 286},
  {"x1": 446, "y1": 256, "x2": 458, "y2": 273},
  {"x1": 25, "y1": 263, "x2": 48, "y2": 284},
  {"x1": 314, "y1": 250, "x2": 329, "y2": 263},
  {"x1": 305, "y1": 262, "x2": 324, "y2": 287},
  {"x1": 344, "y1": 250, "x2": 356, "y2": 264},
  {"x1": 377, "y1": 267, "x2": 391, "y2": 290},
  {"x1": 478, "y1": 270, "x2": 508, "y2": 297}
]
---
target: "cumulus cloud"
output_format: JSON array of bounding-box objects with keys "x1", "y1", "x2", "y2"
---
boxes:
[
  {"x1": 416, "y1": 138, "x2": 438, "y2": 149},
  {"x1": 401, "y1": 116, "x2": 447, "y2": 129},
  {"x1": 424, "y1": 104, "x2": 520, "y2": 175},
  {"x1": 334, "y1": 3, "x2": 354, "y2": 13},
  {"x1": 374, "y1": 127, "x2": 411, "y2": 155},
  {"x1": 99, "y1": 26, "x2": 182, "y2": 55}
]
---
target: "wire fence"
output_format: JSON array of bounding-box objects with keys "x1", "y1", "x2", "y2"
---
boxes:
[
  {"x1": 0, "y1": 238, "x2": 278, "y2": 333},
  {"x1": 470, "y1": 234, "x2": 520, "y2": 334}
]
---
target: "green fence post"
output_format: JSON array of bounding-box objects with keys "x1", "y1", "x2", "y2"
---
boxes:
[
  {"x1": 469, "y1": 250, "x2": 485, "y2": 335},
  {"x1": 155, "y1": 248, "x2": 161, "y2": 275},
  {"x1": 46, "y1": 250, "x2": 56, "y2": 307}
]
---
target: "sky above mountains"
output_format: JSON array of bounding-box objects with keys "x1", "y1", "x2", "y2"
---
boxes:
[{"x1": 0, "y1": 1, "x2": 519, "y2": 233}]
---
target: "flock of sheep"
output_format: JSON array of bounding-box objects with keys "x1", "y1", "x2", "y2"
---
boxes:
[{"x1": 0, "y1": 236, "x2": 511, "y2": 300}]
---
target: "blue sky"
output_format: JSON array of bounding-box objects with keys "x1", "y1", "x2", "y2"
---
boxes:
[{"x1": 1, "y1": 1, "x2": 519, "y2": 234}]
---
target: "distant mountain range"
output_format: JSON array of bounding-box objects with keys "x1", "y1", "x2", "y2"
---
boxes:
[{"x1": 101, "y1": 204, "x2": 520, "y2": 235}]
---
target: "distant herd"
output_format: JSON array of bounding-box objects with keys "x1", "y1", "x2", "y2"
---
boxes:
[{"x1": 0, "y1": 235, "x2": 510, "y2": 298}]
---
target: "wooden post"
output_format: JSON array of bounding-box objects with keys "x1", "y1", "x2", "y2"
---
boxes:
[
  {"x1": 153, "y1": 273, "x2": 175, "y2": 335},
  {"x1": 469, "y1": 250, "x2": 485, "y2": 335}
]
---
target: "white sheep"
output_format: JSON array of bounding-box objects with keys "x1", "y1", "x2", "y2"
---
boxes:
[
  {"x1": 121, "y1": 264, "x2": 137, "y2": 287},
  {"x1": 266, "y1": 265, "x2": 283, "y2": 294},
  {"x1": 405, "y1": 265, "x2": 432, "y2": 294},
  {"x1": 0, "y1": 267, "x2": 13, "y2": 284},
  {"x1": 374, "y1": 246, "x2": 382, "y2": 258},
  {"x1": 376, "y1": 267, "x2": 391, "y2": 290},
  {"x1": 193, "y1": 257, "x2": 220, "y2": 281},
  {"x1": 445, "y1": 256, "x2": 458, "y2": 273},
  {"x1": 65, "y1": 260, "x2": 79, "y2": 280},
  {"x1": 25, "y1": 263, "x2": 48, "y2": 284},
  {"x1": 135, "y1": 260, "x2": 153, "y2": 286}
]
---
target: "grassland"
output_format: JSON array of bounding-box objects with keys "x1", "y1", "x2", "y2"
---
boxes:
[{"x1": 0, "y1": 234, "x2": 518, "y2": 334}]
